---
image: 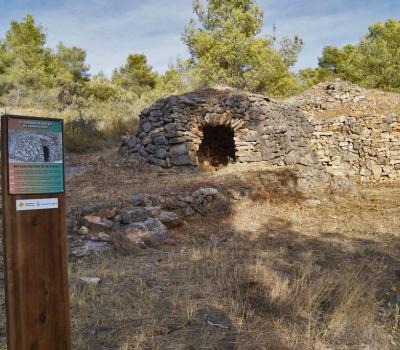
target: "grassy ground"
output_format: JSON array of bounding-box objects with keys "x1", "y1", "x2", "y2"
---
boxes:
[{"x1": 0, "y1": 151, "x2": 400, "y2": 349}]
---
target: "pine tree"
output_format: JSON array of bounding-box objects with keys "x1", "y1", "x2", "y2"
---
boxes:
[
  {"x1": 112, "y1": 54, "x2": 158, "y2": 97},
  {"x1": 2, "y1": 14, "x2": 48, "y2": 103},
  {"x1": 312, "y1": 19, "x2": 400, "y2": 91},
  {"x1": 182, "y1": 0, "x2": 302, "y2": 96}
]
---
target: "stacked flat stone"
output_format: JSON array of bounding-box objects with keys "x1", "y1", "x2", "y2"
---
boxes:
[
  {"x1": 309, "y1": 114, "x2": 400, "y2": 182},
  {"x1": 120, "y1": 88, "x2": 321, "y2": 172},
  {"x1": 294, "y1": 80, "x2": 400, "y2": 183}
]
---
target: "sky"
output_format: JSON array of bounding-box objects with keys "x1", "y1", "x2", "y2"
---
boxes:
[{"x1": 0, "y1": 0, "x2": 399, "y2": 77}]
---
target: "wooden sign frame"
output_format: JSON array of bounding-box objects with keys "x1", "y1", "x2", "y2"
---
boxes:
[{"x1": 1, "y1": 114, "x2": 71, "y2": 350}]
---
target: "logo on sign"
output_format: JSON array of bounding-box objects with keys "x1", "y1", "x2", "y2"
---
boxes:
[{"x1": 16, "y1": 198, "x2": 59, "y2": 211}]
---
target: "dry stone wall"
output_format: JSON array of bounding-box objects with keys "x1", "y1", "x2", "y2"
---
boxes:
[
  {"x1": 308, "y1": 114, "x2": 400, "y2": 182},
  {"x1": 294, "y1": 80, "x2": 400, "y2": 183}
]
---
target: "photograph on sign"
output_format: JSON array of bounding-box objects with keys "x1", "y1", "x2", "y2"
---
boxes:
[{"x1": 8, "y1": 117, "x2": 64, "y2": 194}]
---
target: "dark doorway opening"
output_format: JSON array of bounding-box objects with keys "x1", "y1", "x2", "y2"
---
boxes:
[
  {"x1": 43, "y1": 146, "x2": 50, "y2": 162},
  {"x1": 197, "y1": 126, "x2": 236, "y2": 166}
]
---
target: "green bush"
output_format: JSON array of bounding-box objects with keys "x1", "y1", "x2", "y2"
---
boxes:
[{"x1": 64, "y1": 117, "x2": 104, "y2": 153}]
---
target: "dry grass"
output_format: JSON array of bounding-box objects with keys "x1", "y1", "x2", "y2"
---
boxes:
[{"x1": 0, "y1": 154, "x2": 400, "y2": 349}]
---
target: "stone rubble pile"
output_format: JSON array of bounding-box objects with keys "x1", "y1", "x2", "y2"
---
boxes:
[
  {"x1": 69, "y1": 187, "x2": 224, "y2": 257},
  {"x1": 293, "y1": 80, "x2": 367, "y2": 112}
]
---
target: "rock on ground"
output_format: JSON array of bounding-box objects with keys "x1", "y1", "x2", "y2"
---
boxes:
[
  {"x1": 124, "y1": 218, "x2": 170, "y2": 248},
  {"x1": 71, "y1": 241, "x2": 111, "y2": 257}
]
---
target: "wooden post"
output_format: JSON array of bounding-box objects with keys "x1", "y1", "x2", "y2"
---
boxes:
[{"x1": 1, "y1": 115, "x2": 71, "y2": 350}]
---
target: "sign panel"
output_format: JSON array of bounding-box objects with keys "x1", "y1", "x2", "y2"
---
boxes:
[
  {"x1": 16, "y1": 198, "x2": 59, "y2": 211},
  {"x1": 7, "y1": 117, "x2": 64, "y2": 194}
]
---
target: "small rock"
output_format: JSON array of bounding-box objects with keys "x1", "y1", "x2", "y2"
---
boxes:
[
  {"x1": 125, "y1": 218, "x2": 170, "y2": 248},
  {"x1": 127, "y1": 137, "x2": 137, "y2": 148},
  {"x1": 117, "y1": 206, "x2": 161, "y2": 224},
  {"x1": 142, "y1": 122, "x2": 152, "y2": 133},
  {"x1": 82, "y1": 204, "x2": 98, "y2": 215},
  {"x1": 98, "y1": 208, "x2": 117, "y2": 219},
  {"x1": 154, "y1": 136, "x2": 167, "y2": 146},
  {"x1": 228, "y1": 189, "x2": 242, "y2": 200},
  {"x1": 298, "y1": 152, "x2": 317, "y2": 166},
  {"x1": 126, "y1": 193, "x2": 161, "y2": 206},
  {"x1": 83, "y1": 215, "x2": 114, "y2": 232},
  {"x1": 80, "y1": 277, "x2": 101, "y2": 285},
  {"x1": 304, "y1": 199, "x2": 321, "y2": 206},
  {"x1": 78, "y1": 226, "x2": 89, "y2": 235},
  {"x1": 88, "y1": 232, "x2": 111, "y2": 243},
  {"x1": 165, "y1": 123, "x2": 176, "y2": 134},
  {"x1": 284, "y1": 150, "x2": 300, "y2": 165},
  {"x1": 371, "y1": 164, "x2": 382, "y2": 181},
  {"x1": 155, "y1": 147, "x2": 168, "y2": 159},
  {"x1": 169, "y1": 143, "x2": 187, "y2": 156},
  {"x1": 360, "y1": 167, "x2": 371, "y2": 176},
  {"x1": 150, "y1": 109, "x2": 163, "y2": 118},
  {"x1": 195, "y1": 187, "x2": 219, "y2": 196},
  {"x1": 71, "y1": 241, "x2": 111, "y2": 257},
  {"x1": 158, "y1": 211, "x2": 182, "y2": 228},
  {"x1": 144, "y1": 206, "x2": 162, "y2": 216}
]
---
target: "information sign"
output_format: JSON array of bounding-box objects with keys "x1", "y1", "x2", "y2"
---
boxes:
[
  {"x1": 7, "y1": 117, "x2": 64, "y2": 194},
  {"x1": 1, "y1": 114, "x2": 71, "y2": 350}
]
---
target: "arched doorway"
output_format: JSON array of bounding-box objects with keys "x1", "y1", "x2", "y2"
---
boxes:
[
  {"x1": 43, "y1": 146, "x2": 50, "y2": 162},
  {"x1": 197, "y1": 125, "x2": 236, "y2": 166}
]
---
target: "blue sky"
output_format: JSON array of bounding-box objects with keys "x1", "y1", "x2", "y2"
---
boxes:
[{"x1": 1, "y1": 0, "x2": 399, "y2": 76}]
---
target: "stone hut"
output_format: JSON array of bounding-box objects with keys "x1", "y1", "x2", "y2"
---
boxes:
[
  {"x1": 121, "y1": 82, "x2": 400, "y2": 184},
  {"x1": 120, "y1": 88, "x2": 321, "y2": 174}
]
